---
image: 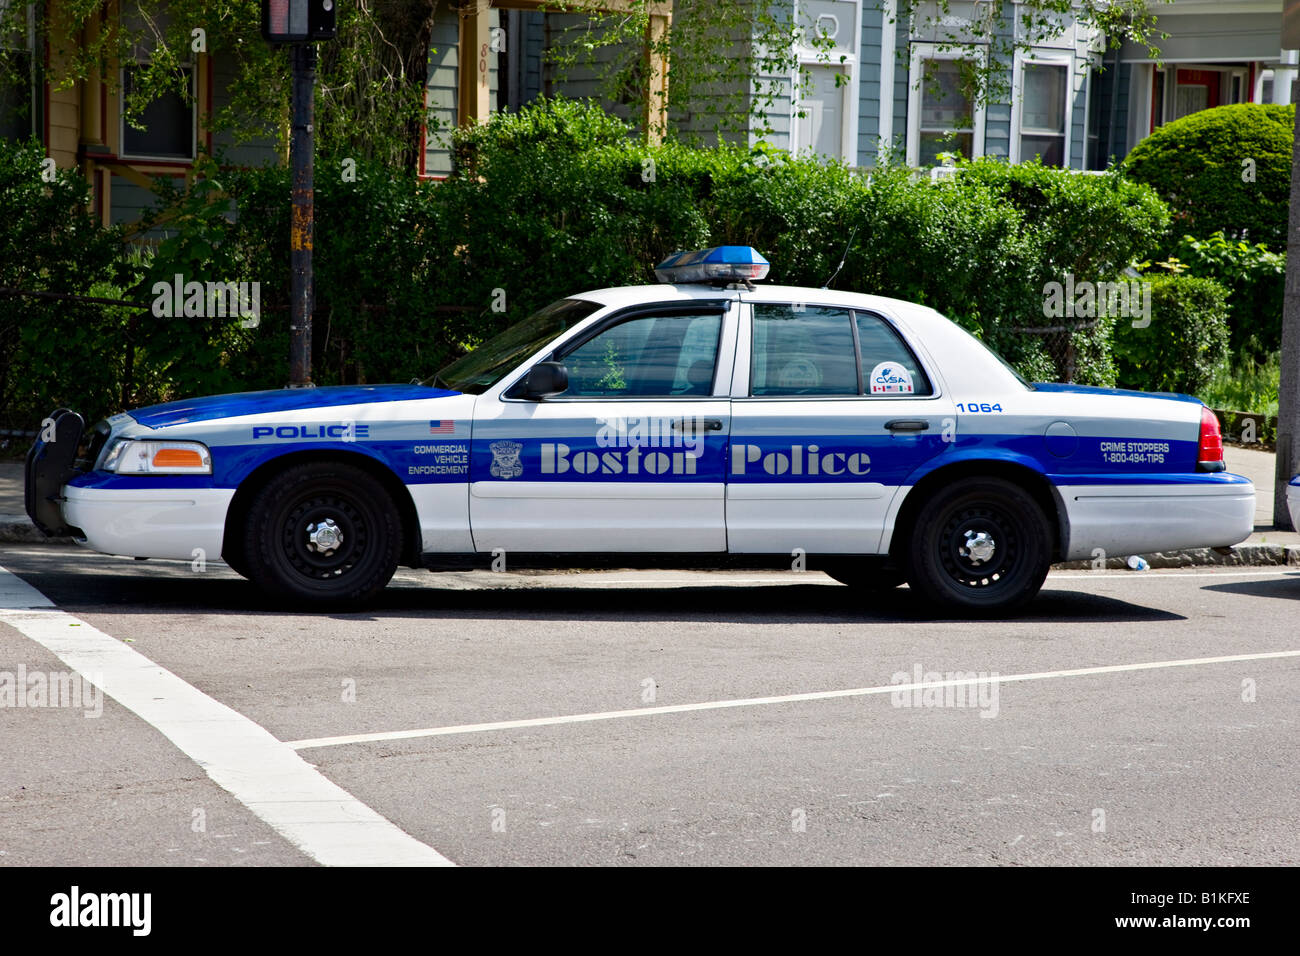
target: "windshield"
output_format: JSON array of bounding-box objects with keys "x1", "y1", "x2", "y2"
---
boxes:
[{"x1": 430, "y1": 298, "x2": 603, "y2": 394}]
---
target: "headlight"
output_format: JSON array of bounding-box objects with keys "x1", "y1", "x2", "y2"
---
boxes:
[{"x1": 101, "y1": 439, "x2": 212, "y2": 475}]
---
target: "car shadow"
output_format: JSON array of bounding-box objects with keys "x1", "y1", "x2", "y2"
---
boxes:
[
  {"x1": 5, "y1": 556, "x2": 1183, "y2": 625},
  {"x1": 1199, "y1": 574, "x2": 1300, "y2": 602}
]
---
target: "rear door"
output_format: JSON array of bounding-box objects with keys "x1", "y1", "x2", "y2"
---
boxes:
[
  {"x1": 726, "y1": 301, "x2": 955, "y2": 554},
  {"x1": 470, "y1": 300, "x2": 738, "y2": 553}
]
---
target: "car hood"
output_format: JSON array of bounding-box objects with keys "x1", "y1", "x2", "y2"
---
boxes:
[{"x1": 127, "y1": 384, "x2": 460, "y2": 429}]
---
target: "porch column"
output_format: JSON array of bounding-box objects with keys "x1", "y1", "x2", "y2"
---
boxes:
[
  {"x1": 459, "y1": 0, "x2": 492, "y2": 126},
  {"x1": 1273, "y1": 49, "x2": 1298, "y2": 105}
]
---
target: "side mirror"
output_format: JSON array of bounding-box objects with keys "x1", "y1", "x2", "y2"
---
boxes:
[{"x1": 521, "y1": 362, "x2": 568, "y2": 400}]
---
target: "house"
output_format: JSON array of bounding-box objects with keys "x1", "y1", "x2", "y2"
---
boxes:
[{"x1": 1, "y1": 0, "x2": 1293, "y2": 229}]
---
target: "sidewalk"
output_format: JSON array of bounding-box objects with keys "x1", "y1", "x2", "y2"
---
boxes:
[{"x1": 2, "y1": 447, "x2": 1297, "y2": 563}]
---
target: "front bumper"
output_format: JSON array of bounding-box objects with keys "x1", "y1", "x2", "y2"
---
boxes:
[
  {"x1": 1287, "y1": 478, "x2": 1300, "y2": 533},
  {"x1": 61, "y1": 484, "x2": 234, "y2": 561}
]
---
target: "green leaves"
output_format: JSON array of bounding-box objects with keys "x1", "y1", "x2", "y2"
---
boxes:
[
  {"x1": 1123, "y1": 104, "x2": 1294, "y2": 249},
  {"x1": 1112, "y1": 274, "x2": 1231, "y2": 395}
]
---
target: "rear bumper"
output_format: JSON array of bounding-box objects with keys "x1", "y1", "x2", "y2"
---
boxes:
[
  {"x1": 1288, "y1": 478, "x2": 1300, "y2": 532},
  {"x1": 62, "y1": 484, "x2": 234, "y2": 561},
  {"x1": 1060, "y1": 478, "x2": 1255, "y2": 560}
]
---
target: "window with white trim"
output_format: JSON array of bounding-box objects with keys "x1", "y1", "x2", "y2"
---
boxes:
[
  {"x1": 1019, "y1": 62, "x2": 1067, "y2": 165},
  {"x1": 917, "y1": 58, "x2": 977, "y2": 164}
]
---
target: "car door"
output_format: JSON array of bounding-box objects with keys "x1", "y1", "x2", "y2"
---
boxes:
[
  {"x1": 469, "y1": 300, "x2": 738, "y2": 553},
  {"x1": 726, "y1": 301, "x2": 955, "y2": 554}
]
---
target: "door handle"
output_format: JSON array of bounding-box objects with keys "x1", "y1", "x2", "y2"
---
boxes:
[
  {"x1": 885, "y1": 419, "x2": 930, "y2": 432},
  {"x1": 672, "y1": 418, "x2": 723, "y2": 431}
]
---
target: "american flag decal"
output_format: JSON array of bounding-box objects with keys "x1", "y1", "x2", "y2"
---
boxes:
[{"x1": 429, "y1": 420, "x2": 456, "y2": 434}]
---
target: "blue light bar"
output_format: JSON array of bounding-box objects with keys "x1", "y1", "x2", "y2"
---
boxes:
[{"x1": 654, "y1": 246, "x2": 771, "y2": 284}]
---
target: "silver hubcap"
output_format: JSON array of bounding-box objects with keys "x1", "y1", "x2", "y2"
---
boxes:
[
  {"x1": 306, "y1": 518, "x2": 343, "y2": 554},
  {"x1": 960, "y1": 529, "x2": 996, "y2": 565}
]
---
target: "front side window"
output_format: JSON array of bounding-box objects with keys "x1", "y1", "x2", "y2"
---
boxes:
[
  {"x1": 554, "y1": 311, "x2": 723, "y2": 398},
  {"x1": 1020, "y1": 62, "x2": 1067, "y2": 165}
]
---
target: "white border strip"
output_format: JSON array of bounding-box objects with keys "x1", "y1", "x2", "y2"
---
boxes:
[
  {"x1": 286, "y1": 650, "x2": 1300, "y2": 750},
  {"x1": 0, "y1": 568, "x2": 453, "y2": 867}
]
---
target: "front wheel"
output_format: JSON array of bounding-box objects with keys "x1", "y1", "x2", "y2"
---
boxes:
[
  {"x1": 242, "y1": 461, "x2": 401, "y2": 607},
  {"x1": 905, "y1": 477, "x2": 1051, "y2": 614}
]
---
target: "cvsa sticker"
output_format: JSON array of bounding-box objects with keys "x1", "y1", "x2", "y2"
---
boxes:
[{"x1": 869, "y1": 362, "x2": 914, "y2": 394}]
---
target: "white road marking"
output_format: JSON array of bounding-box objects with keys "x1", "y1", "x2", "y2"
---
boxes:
[
  {"x1": 286, "y1": 649, "x2": 1300, "y2": 750},
  {"x1": 0, "y1": 567, "x2": 453, "y2": 867}
]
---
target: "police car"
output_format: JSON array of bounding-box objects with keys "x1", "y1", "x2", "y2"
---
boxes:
[{"x1": 26, "y1": 247, "x2": 1255, "y2": 613}]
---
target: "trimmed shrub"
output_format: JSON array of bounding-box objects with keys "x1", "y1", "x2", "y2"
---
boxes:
[
  {"x1": 1169, "y1": 231, "x2": 1284, "y2": 359},
  {"x1": 1112, "y1": 273, "x2": 1231, "y2": 394},
  {"x1": 1123, "y1": 104, "x2": 1294, "y2": 248}
]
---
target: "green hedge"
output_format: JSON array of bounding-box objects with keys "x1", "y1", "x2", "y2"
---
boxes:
[
  {"x1": 1123, "y1": 104, "x2": 1294, "y2": 248},
  {"x1": 3, "y1": 99, "x2": 1178, "y2": 430},
  {"x1": 1112, "y1": 273, "x2": 1231, "y2": 395}
]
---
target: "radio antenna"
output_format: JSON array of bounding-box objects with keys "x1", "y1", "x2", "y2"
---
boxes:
[{"x1": 822, "y1": 223, "x2": 859, "y2": 290}]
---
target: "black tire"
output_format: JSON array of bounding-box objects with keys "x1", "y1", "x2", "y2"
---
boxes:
[
  {"x1": 904, "y1": 477, "x2": 1051, "y2": 613},
  {"x1": 823, "y1": 562, "x2": 906, "y2": 592},
  {"x1": 242, "y1": 461, "x2": 401, "y2": 607}
]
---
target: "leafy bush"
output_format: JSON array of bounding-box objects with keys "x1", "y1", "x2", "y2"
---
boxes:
[
  {"x1": 1196, "y1": 350, "x2": 1280, "y2": 419},
  {"x1": 0, "y1": 139, "x2": 129, "y2": 431},
  {"x1": 961, "y1": 157, "x2": 1171, "y2": 279},
  {"x1": 1112, "y1": 273, "x2": 1231, "y2": 394},
  {"x1": 1123, "y1": 104, "x2": 1294, "y2": 248},
  {"x1": 1168, "y1": 231, "x2": 1284, "y2": 359}
]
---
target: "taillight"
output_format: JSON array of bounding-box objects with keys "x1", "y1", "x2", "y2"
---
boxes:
[{"x1": 1197, "y1": 406, "x2": 1225, "y2": 472}]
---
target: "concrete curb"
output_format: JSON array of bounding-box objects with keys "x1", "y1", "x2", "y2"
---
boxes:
[{"x1": 1056, "y1": 545, "x2": 1300, "y2": 571}]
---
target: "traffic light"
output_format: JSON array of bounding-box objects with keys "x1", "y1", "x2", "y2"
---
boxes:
[{"x1": 261, "y1": 0, "x2": 337, "y2": 43}]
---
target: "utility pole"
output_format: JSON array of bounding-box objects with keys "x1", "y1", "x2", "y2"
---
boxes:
[
  {"x1": 1277, "y1": 8, "x2": 1300, "y2": 528},
  {"x1": 1281, "y1": 75, "x2": 1300, "y2": 529},
  {"x1": 261, "y1": 0, "x2": 337, "y2": 388},
  {"x1": 288, "y1": 42, "x2": 316, "y2": 387}
]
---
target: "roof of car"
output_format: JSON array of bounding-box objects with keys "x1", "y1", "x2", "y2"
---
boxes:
[{"x1": 576, "y1": 283, "x2": 929, "y2": 319}]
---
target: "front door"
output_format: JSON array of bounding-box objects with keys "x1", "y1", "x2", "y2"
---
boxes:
[{"x1": 470, "y1": 302, "x2": 737, "y2": 553}]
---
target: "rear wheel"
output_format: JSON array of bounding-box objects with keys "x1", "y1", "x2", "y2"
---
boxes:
[
  {"x1": 905, "y1": 477, "x2": 1051, "y2": 614},
  {"x1": 242, "y1": 461, "x2": 401, "y2": 607}
]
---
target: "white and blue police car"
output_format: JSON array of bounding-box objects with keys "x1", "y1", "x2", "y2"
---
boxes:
[{"x1": 26, "y1": 247, "x2": 1255, "y2": 612}]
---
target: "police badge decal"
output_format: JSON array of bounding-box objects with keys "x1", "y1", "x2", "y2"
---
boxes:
[{"x1": 489, "y1": 440, "x2": 524, "y2": 479}]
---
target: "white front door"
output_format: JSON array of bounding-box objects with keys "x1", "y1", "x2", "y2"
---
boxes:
[{"x1": 469, "y1": 302, "x2": 738, "y2": 553}]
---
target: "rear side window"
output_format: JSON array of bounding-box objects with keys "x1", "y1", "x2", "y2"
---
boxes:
[
  {"x1": 856, "y1": 313, "x2": 933, "y2": 396},
  {"x1": 749, "y1": 304, "x2": 932, "y2": 397}
]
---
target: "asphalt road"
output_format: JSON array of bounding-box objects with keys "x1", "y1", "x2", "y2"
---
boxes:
[{"x1": 1, "y1": 545, "x2": 1297, "y2": 867}]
